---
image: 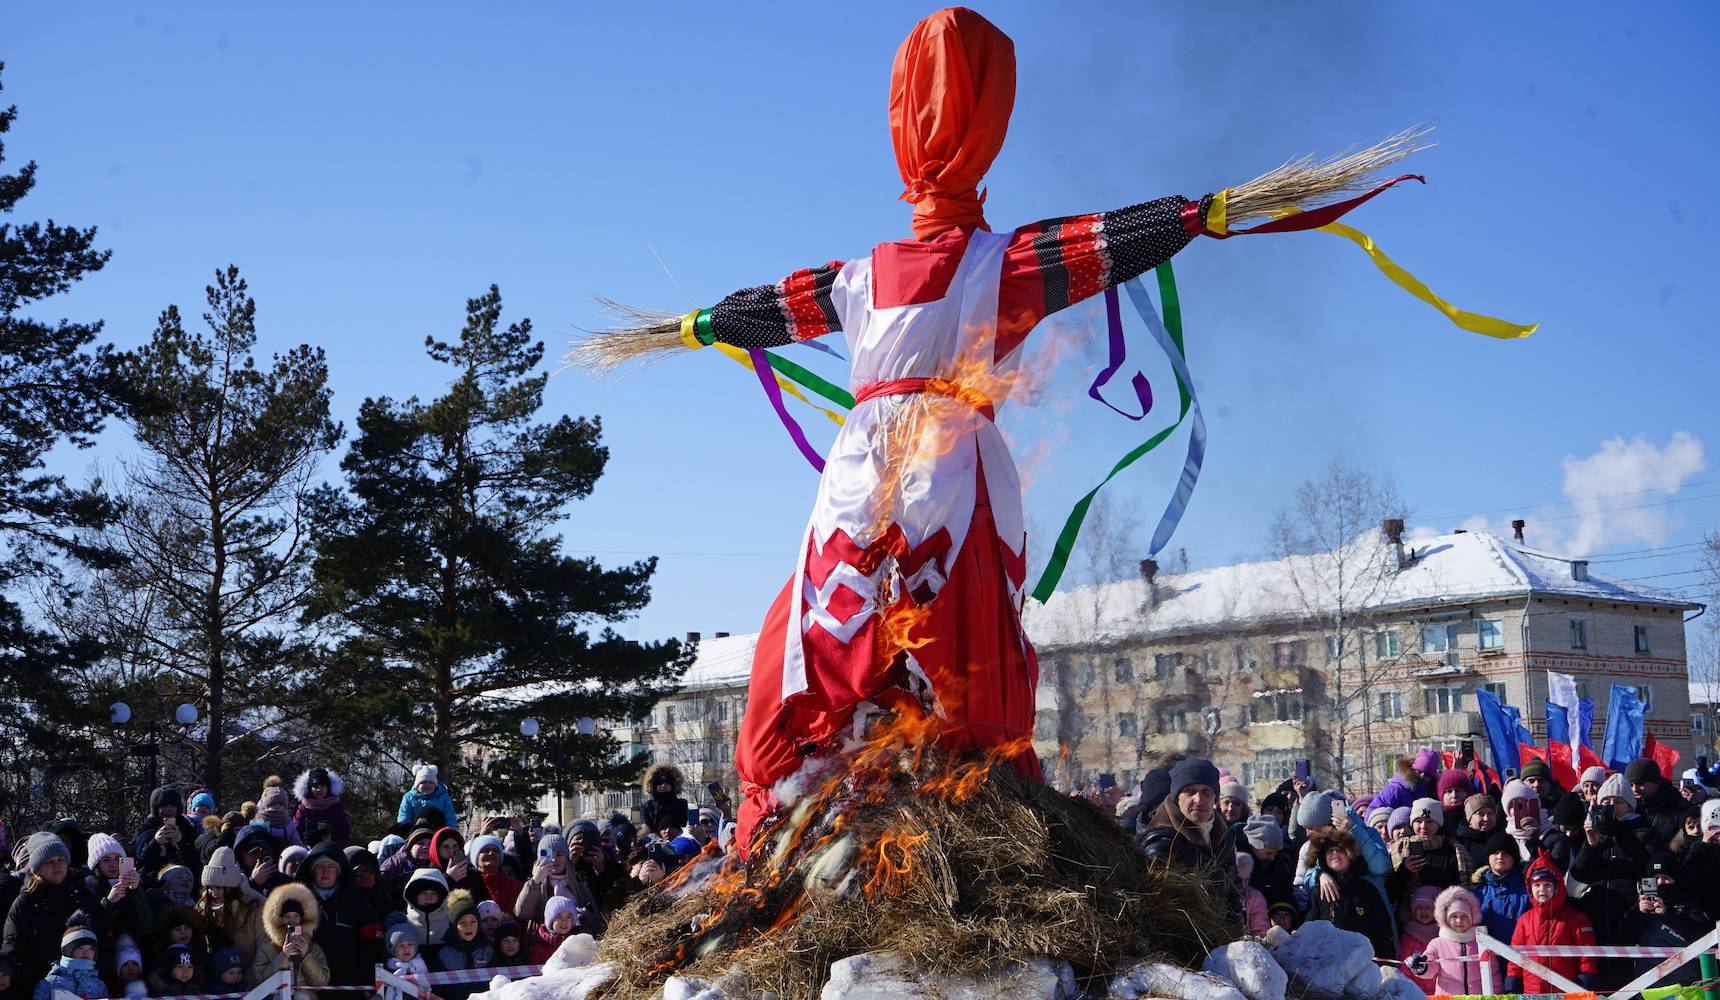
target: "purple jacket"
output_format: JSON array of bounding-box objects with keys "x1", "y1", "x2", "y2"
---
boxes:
[{"x1": 1371, "y1": 773, "x2": 1432, "y2": 812}]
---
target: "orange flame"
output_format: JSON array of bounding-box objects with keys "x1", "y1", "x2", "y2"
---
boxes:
[{"x1": 862, "y1": 828, "x2": 931, "y2": 897}]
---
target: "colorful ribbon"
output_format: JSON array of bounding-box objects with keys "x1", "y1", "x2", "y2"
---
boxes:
[
  {"x1": 747, "y1": 347, "x2": 827, "y2": 472},
  {"x1": 1310, "y1": 220, "x2": 1537, "y2": 339},
  {"x1": 1030, "y1": 262, "x2": 1203, "y2": 602},
  {"x1": 1087, "y1": 286, "x2": 1153, "y2": 420}
]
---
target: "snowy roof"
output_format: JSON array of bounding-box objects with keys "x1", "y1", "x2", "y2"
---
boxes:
[
  {"x1": 1023, "y1": 529, "x2": 1701, "y2": 649},
  {"x1": 678, "y1": 632, "x2": 758, "y2": 692}
]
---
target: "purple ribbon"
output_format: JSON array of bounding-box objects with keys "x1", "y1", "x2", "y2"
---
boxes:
[
  {"x1": 1088, "y1": 286, "x2": 1153, "y2": 420},
  {"x1": 748, "y1": 348, "x2": 826, "y2": 472}
]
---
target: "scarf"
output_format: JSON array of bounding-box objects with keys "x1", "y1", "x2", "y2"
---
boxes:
[
  {"x1": 1438, "y1": 924, "x2": 1477, "y2": 943},
  {"x1": 300, "y1": 795, "x2": 340, "y2": 811}
]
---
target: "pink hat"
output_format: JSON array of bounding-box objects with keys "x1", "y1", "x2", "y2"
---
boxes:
[
  {"x1": 1434, "y1": 885, "x2": 1480, "y2": 929},
  {"x1": 1413, "y1": 747, "x2": 1444, "y2": 775},
  {"x1": 1436, "y1": 769, "x2": 1472, "y2": 796}
]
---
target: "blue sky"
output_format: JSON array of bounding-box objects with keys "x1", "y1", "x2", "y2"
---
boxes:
[{"x1": 9, "y1": 3, "x2": 1719, "y2": 645}]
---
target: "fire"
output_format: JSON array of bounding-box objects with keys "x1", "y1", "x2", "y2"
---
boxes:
[{"x1": 862, "y1": 828, "x2": 931, "y2": 898}]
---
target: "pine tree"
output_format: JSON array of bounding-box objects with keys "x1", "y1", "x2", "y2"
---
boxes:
[
  {"x1": 307, "y1": 286, "x2": 687, "y2": 808},
  {"x1": 0, "y1": 63, "x2": 123, "y2": 825}
]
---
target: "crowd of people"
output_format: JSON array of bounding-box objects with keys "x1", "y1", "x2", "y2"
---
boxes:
[
  {"x1": 1122, "y1": 750, "x2": 1720, "y2": 994},
  {"x1": 0, "y1": 763, "x2": 727, "y2": 1000}
]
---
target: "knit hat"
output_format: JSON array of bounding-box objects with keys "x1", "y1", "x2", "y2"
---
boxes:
[
  {"x1": 1409, "y1": 798, "x2": 1445, "y2": 828},
  {"x1": 1625, "y1": 758, "x2": 1663, "y2": 785},
  {"x1": 26, "y1": 832, "x2": 69, "y2": 874},
  {"x1": 1436, "y1": 769, "x2": 1472, "y2": 797},
  {"x1": 1388, "y1": 807, "x2": 1411, "y2": 833},
  {"x1": 1433, "y1": 884, "x2": 1480, "y2": 928},
  {"x1": 85, "y1": 832, "x2": 125, "y2": 867},
  {"x1": 1464, "y1": 793, "x2": 1499, "y2": 822},
  {"x1": 1219, "y1": 781, "x2": 1250, "y2": 804},
  {"x1": 60, "y1": 911, "x2": 97, "y2": 954},
  {"x1": 1297, "y1": 791, "x2": 1339, "y2": 829},
  {"x1": 1412, "y1": 747, "x2": 1443, "y2": 775},
  {"x1": 115, "y1": 944, "x2": 142, "y2": 970},
  {"x1": 200, "y1": 848, "x2": 246, "y2": 890},
  {"x1": 477, "y1": 899, "x2": 503, "y2": 920},
  {"x1": 1484, "y1": 831, "x2": 1519, "y2": 858},
  {"x1": 1140, "y1": 768, "x2": 1171, "y2": 816},
  {"x1": 670, "y1": 835, "x2": 700, "y2": 857},
  {"x1": 466, "y1": 834, "x2": 504, "y2": 866},
  {"x1": 1242, "y1": 814, "x2": 1284, "y2": 852},
  {"x1": 1580, "y1": 766, "x2": 1608, "y2": 786},
  {"x1": 388, "y1": 923, "x2": 425, "y2": 949},
  {"x1": 1527, "y1": 861, "x2": 1559, "y2": 884},
  {"x1": 537, "y1": 833, "x2": 569, "y2": 858},
  {"x1": 1366, "y1": 806, "x2": 1393, "y2": 828},
  {"x1": 378, "y1": 834, "x2": 406, "y2": 859},
  {"x1": 414, "y1": 764, "x2": 439, "y2": 787},
  {"x1": 1267, "y1": 900, "x2": 1300, "y2": 928},
  {"x1": 1168, "y1": 758, "x2": 1220, "y2": 801},
  {"x1": 446, "y1": 888, "x2": 477, "y2": 926},
  {"x1": 1703, "y1": 799, "x2": 1720, "y2": 833},
  {"x1": 1648, "y1": 851, "x2": 1681, "y2": 879},
  {"x1": 163, "y1": 944, "x2": 195, "y2": 970},
  {"x1": 1259, "y1": 791, "x2": 1290, "y2": 818},
  {"x1": 493, "y1": 920, "x2": 523, "y2": 945},
  {"x1": 1245, "y1": 812, "x2": 1286, "y2": 850},
  {"x1": 1599, "y1": 773, "x2": 1636, "y2": 809},
  {"x1": 543, "y1": 896, "x2": 580, "y2": 929},
  {"x1": 279, "y1": 844, "x2": 309, "y2": 869},
  {"x1": 1553, "y1": 793, "x2": 1588, "y2": 828},
  {"x1": 210, "y1": 947, "x2": 244, "y2": 977},
  {"x1": 1234, "y1": 851, "x2": 1254, "y2": 881},
  {"x1": 1411, "y1": 884, "x2": 1441, "y2": 911},
  {"x1": 1519, "y1": 759, "x2": 1553, "y2": 784},
  {"x1": 258, "y1": 785, "x2": 292, "y2": 823},
  {"x1": 189, "y1": 790, "x2": 217, "y2": 815}
]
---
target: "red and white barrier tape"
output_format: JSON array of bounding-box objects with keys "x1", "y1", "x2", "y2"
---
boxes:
[{"x1": 399, "y1": 964, "x2": 545, "y2": 986}]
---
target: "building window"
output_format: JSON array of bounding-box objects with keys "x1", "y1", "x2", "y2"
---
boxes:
[
  {"x1": 663, "y1": 706, "x2": 674, "y2": 729},
  {"x1": 1117, "y1": 712, "x2": 1137, "y2": 737},
  {"x1": 1273, "y1": 640, "x2": 1306, "y2": 667},
  {"x1": 1425, "y1": 685, "x2": 1465, "y2": 714},
  {"x1": 1075, "y1": 660, "x2": 1095, "y2": 687},
  {"x1": 1481, "y1": 681, "x2": 1508, "y2": 702},
  {"x1": 1234, "y1": 644, "x2": 1257, "y2": 673},
  {"x1": 1157, "y1": 708, "x2": 1187, "y2": 733},
  {"x1": 1325, "y1": 635, "x2": 1342, "y2": 661},
  {"x1": 1694, "y1": 713, "x2": 1708, "y2": 739},
  {"x1": 1202, "y1": 649, "x2": 1220, "y2": 671},
  {"x1": 1636, "y1": 685, "x2": 1655, "y2": 711},
  {"x1": 1635, "y1": 625, "x2": 1651, "y2": 654},
  {"x1": 1570, "y1": 619, "x2": 1588, "y2": 650},
  {"x1": 1240, "y1": 762, "x2": 1255, "y2": 785},
  {"x1": 1377, "y1": 691, "x2": 1404, "y2": 719},
  {"x1": 1477, "y1": 618, "x2": 1504, "y2": 651},
  {"x1": 1202, "y1": 706, "x2": 1223, "y2": 734},
  {"x1": 1114, "y1": 657, "x2": 1134, "y2": 683},
  {"x1": 1375, "y1": 631, "x2": 1400, "y2": 660},
  {"x1": 1253, "y1": 749, "x2": 1304, "y2": 784},
  {"x1": 1421, "y1": 623, "x2": 1461, "y2": 653},
  {"x1": 1576, "y1": 680, "x2": 1591, "y2": 700},
  {"x1": 1251, "y1": 690, "x2": 1304, "y2": 723},
  {"x1": 1155, "y1": 652, "x2": 1181, "y2": 679}
]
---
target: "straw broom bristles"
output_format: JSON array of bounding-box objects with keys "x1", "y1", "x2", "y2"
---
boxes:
[{"x1": 564, "y1": 125, "x2": 1434, "y2": 374}]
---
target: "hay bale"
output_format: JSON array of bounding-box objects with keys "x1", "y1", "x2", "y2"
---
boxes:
[{"x1": 600, "y1": 735, "x2": 1238, "y2": 1000}]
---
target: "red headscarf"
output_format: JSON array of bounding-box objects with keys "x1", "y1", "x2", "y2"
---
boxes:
[{"x1": 889, "y1": 7, "x2": 1016, "y2": 240}]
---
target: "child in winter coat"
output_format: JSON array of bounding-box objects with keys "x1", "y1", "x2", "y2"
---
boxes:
[
  {"x1": 404, "y1": 868, "x2": 452, "y2": 963},
  {"x1": 1410, "y1": 886, "x2": 1498, "y2": 996},
  {"x1": 0, "y1": 956, "x2": 16, "y2": 1000},
  {"x1": 32, "y1": 920, "x2": 106, "y2": 1000},
  {"x1": 208, "y1": 948, "x2": 247, "y2": 992},
  {"x1": 434, "y1": 891, "x2": 494, "y2": 1000},
  {"x1": 528, "y1": 897, "x2": 579, "y2": 963},
  {"x1": 256, "y1": 777, "x2": 305, "y2": 849},
  {"x1": 379, "y1": 925, "x2": 429, "y2": 1000},
  {"x1": 1234, "y1": 852, "x2": 1269, "y2": 936},
  {"x1": 1304, "y1": 831, "x2": 1398, "y2": 960},
  {"x1": 292, "y1": 768, "x2": 352, "y2": 847},
  {"x1": 396, "y1": 766, "x2": 458, "y2": 828},
  {"x1": 155, "y1": 944, "x2": 201, "y2": 997},
  {"x1": 1397, "y1": 885, "x2": 1440, "y2": 994},
  {"x1": 1506, "y1": 855, "x2": 1598, "y2": 994},
  {"x1": 1472, "y1": 831, "x2": 1531, "y2": 943}
]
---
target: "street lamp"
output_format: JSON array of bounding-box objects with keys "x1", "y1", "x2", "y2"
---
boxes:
[
  {"x1": 520, "y1": 716, "x2": 599, "y2": 827},
  {"x1": 112, "y1": 700, "x2": 200, "y2": 798}
]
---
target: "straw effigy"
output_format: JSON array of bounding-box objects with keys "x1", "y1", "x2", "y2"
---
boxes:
[
  {"x1": 598, "y1": 713, "x2": 1239, "y2": 1000},
  {"x1": 565, "y1": 125, "x2": 1433, "y2": 376}
]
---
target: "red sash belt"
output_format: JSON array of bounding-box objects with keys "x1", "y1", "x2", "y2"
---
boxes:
[{"x1": 852, "y1": 377, "x2": 994, "y2": 420}]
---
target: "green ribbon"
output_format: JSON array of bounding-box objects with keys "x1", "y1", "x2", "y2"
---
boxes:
[
  {"x1": 758, "y1": 348, "x2": 855, "y2": 410},
  {"x1": 1028, "y1": 262, "x2": 1191, "y2": 603}
]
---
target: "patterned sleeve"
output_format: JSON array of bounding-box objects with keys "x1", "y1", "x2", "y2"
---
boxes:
[
  {"x1": 703, "y1": 261, "x2": 847, "y2": 349},
  {"x1": 996, "y1": 194, "x2": 1208, "y2": 355}
]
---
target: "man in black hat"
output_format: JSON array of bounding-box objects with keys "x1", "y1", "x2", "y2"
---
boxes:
[
  {"x1": 1627, "y1": 758, "x2": 1687, "y2": 846},
  {"x1": 1136, "y1": 757, "x2": 1239, "y2": 915}
]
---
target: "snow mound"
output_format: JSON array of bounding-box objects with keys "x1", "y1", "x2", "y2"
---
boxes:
[
  {"x1": 1108, "y1": 959, "x2": 1246, "y2": 1000},
  {"x1": 1264, "y1": 920, "x2": 1376, "y2": 999},
  {"x1": 1203, "y1": 940, "x2": 1287, "y2": 1000},
  {"x1": 468, "y1": 962, "x2": 615, "y2": 1000},
  {"x1": 543, "y1": 933, "x2": 602, "y2": 973},
  {"x1": 1372, "y1": 964, "x2": 1429, "y2": 1000},
  {"x1": 660, "y1": 974, "x2": 763, "y2": 1000},
  {"x1": 821, "y1": 951, "x2": 1075, "y2": 999}
]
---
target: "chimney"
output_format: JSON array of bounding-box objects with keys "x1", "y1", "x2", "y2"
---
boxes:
[
  {"x1": 1571, "y1": 560, "x2": 1589, "y2": 582},
  {"x1": 1140, "y1": 558, "x2": 1159, "y2": 609},
  {"x1": 1382, "y1": 518, "x2": 1406, "y2": 569},
  {"x1": 685, "y1": 631, "x2": 701, "y2": 643},
  {"x1": 714, "y1": 631, "x2": 730, "y2": 639},
  {"x1": 1512, "y1": 518, "x2": 1526, "y2": 543}
]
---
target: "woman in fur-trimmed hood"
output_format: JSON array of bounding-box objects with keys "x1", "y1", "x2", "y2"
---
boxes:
[
  {"x1": 292, "y1": 768, "x2": 351, "y2": 847},
  {"x1": 639, "y1": 763, "x2": 689, "y2": 837},
  {"x1": 251, "y1": 883, "x2": 330, "y2": 1000}
]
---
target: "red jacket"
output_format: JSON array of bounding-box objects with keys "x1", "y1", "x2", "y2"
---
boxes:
[
  {"x1": 528, "y1": 926, "x2": 566, "y2": 965},
  {"x1": 1508, "y1": 856, "x2": 1597, "y2": 992},
  {"x1": 479, "y1": 870, "x2": 523, "y2": 918}
]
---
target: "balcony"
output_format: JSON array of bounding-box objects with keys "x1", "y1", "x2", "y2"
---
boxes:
[
  {"x1": 1249, "y1": 722, "x2": 1308, "y2": 751},
  {"x1": 1150, "y1": 671, "x2": 1196, "y2": 699},
  {"x1": 1262, "y1": 665, "x2": 1304, "y2": 691},
  {"x1": 1144, "y1": 732, "x2": 1198, "y2": 754},
  {"x1": 1414, "y1": 711, "x2": 1480, "y2": 739}
]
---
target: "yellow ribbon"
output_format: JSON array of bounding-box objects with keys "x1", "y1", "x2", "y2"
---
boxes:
[
  {"x1": 711, "y1": 342, "x2": 846, "y2": 426},
  {"x1": 679, "y1": 311, "x2": 705, "y2": 351},
  {"x1": 1206, "y1": 188, "x2": 1230, "y2": 236},
  {"x1": 1314, "y1": 221, "x2": 1537, "y2": 339}
]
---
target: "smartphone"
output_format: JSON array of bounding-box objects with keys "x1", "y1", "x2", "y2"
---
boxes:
[
  {"x1": 290, "y1": 925, "x2": 302, "y2": 938},
  {"x1": 1459, "y1": 739, "x2": 1475, "y2": 761},
  {"x1": 1638, "y1": 877, "x2": 1660, "y2": 898},
  {"x1": 538, "y1": 845, "x2": 554, "y2": 859},
  {"x1": 1409, "y1": 842, "x2": 1427, "y2": 860},
  {"x1": 1293, "y1": 759, "x2": 1311, "y2": 783},
  {"x1": 118, "y1": 856, "x2": 135, "y2": 878},
  {"x1": 706, "y1": 781, "x2": 729, "y2": 805}
]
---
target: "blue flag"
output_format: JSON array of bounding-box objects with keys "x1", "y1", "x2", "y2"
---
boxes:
[
  {"x1": 1602, "y1": 683, "x2": 1646, "y2": 770},
  {"x1": 1578, "y1": 697, "x2": 1595, "y2": 748},
  {"x1": 1476, "y1": 688, "x2": 1523, "y2": 777},
  {"x1": 1546, "y1": 701, "x2": 1570, "y2": 745}
]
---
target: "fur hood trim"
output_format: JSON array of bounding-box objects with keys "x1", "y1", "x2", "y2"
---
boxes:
[
  {"x1": 262, "y1": 883, "x2": 320, "y2": 944},
  {"x1": 292, "y1": 768, "x2": 344, "y2": 800},
  {"x1": 641, "y1": 763, "x2": 685, "y2": 796}
]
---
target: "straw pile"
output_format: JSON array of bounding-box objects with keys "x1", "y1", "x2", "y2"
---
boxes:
[{"x1": 599, "y1": 716, "x2": 1239, "y2": 1000}]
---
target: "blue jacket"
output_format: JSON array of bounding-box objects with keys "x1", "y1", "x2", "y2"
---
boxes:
[
  {"x1": 396, "y1": 784, "x2": 458, "y2": 826},
  {"x1": 34, "y1": 958, "x2": 106, "y2": 1000},
  {"x1": 1474, "y1": 866, "x2": 1531, "y2": 942}
]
